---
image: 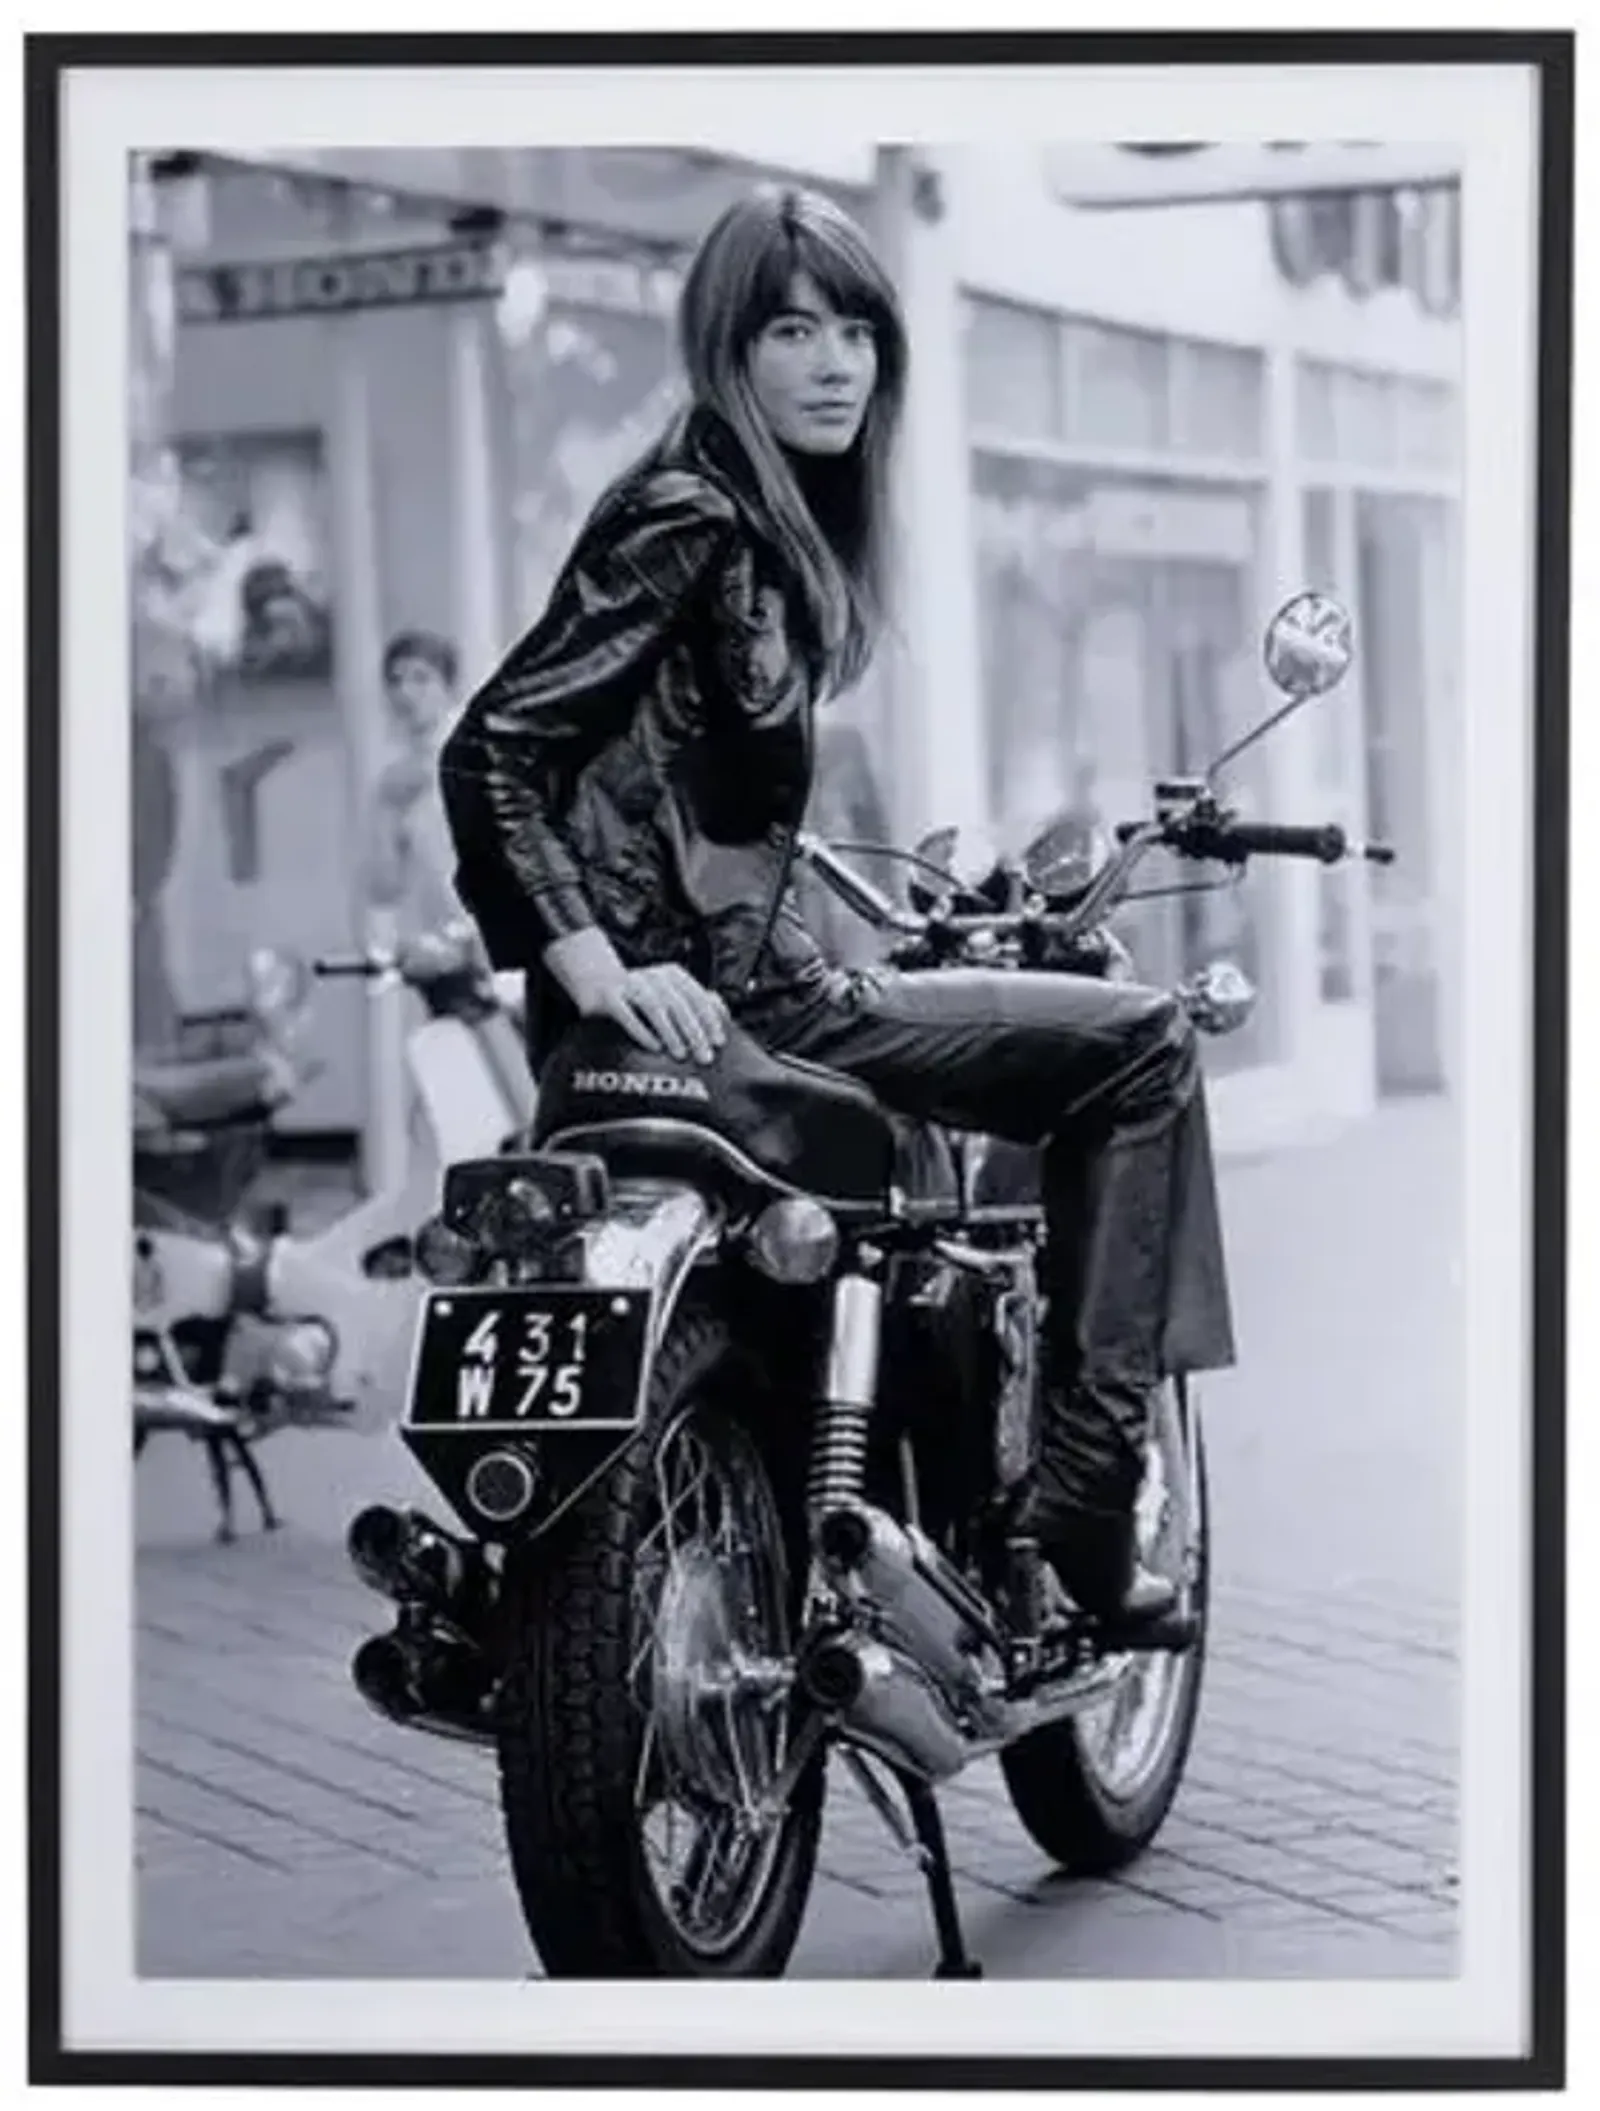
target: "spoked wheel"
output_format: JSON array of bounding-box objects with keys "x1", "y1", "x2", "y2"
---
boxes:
[
  {"x1": 634, "y1": 1406, "x2": 802, "y2": 1957},
  {"x1": 497, "y1": 1312, "x2": 823, "y2": 1977},
  {"x1": 1001, "y1": 1379, "x2": 1210, "y2": 1872}
]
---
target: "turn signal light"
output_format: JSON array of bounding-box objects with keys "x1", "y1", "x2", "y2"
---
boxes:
[
  {"x1": 415, "y1": 1216, "x2": 481, "y2": 1286},
  {"x1": 266, "y1": 1317, "x2": 337, "y2": 1389},
  {"x1": 745, "y1": 1197, "x2": 840, "y2": 1285}
]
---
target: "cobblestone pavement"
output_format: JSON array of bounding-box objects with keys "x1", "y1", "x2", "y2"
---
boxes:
[{"x1": 134, "y1": 1098, "x2": 1462, "y2": 1980}]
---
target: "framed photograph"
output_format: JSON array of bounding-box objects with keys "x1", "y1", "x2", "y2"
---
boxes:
[{"x1": 30, "y1": 27, "x2": 1570, "y2": 2089}]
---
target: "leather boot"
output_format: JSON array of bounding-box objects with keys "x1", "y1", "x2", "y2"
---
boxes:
[
  {"x1": 1030, "y1": 1097, "x2": 1193, "y2": 1633},
  {"x1": 1019, "y1": 1398, "x2": 1181, "y2": 1634},
  {"x1": 1043, "y1": 1496, "x2": 1179, "y2": 1628}
]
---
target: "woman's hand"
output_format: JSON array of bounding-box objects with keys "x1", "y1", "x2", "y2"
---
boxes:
[{"x1": 543, "y1": 928, "x2": 729, "y2": 1066}]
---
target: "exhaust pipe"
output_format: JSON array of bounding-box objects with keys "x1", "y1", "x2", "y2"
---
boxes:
[
  {"x1": 799, "y1": 1635, "x2": 974, "y2": 1781},
  {"x1": 351, "y1": 1630, "x2": 497, "y2": 1747},
  {"x1": 348, "y1": 1504, "x2": 484, "y2": 1613},
  {"x1": 817, "y1": 1500, "x2": 1004, "y2": 1671},
  {"x1": 806, "y1": 1500, "x2": 1137, "y2": 1781},
  {"x1": 800, "y1": 1623, "x2": 1135, "y2": 1784}
]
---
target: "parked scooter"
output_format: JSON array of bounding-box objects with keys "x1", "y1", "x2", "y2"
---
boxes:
[{"x1": 133, "y1": 925, "x2": 534, "y2": 1541}]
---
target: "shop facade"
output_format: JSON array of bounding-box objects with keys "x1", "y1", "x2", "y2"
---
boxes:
[
  {"x1": 137, "y1": 143, "x2": 1462, "y2": 1172},
  {"x1": 927, "y1": 149, "x2": 1464, "y2": 1153}
]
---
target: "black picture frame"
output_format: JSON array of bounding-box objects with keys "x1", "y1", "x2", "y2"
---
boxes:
[{"x1": 27, "y1": 27, "x2": 1571, "y2": 2090}]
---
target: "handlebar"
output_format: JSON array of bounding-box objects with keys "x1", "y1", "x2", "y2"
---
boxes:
[
  {"x1": 1126, "y1": 817, "x2": 1397, "y2": 867},
  {"x1": 313, "y1": 956, "x2": 389, "y2": 979},
  {"x1": 799, "y1": 799, "x2": 1396, "y2": 961}
]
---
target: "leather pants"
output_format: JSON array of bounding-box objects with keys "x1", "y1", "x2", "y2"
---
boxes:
[{"x1": 731, "y1": 965, "x2": 1237, "y2": 1535}]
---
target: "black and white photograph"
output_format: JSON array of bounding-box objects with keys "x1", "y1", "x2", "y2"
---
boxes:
[{"x1": 32, "y1": 30, "x2": 1569, "y2": 2087}]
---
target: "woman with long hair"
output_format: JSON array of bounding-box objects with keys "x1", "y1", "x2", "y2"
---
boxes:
[{"x1": 440, "y1": 184, "x2": 1234, "y2": 1629}]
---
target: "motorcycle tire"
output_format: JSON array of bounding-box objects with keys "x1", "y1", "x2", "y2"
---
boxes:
[
  {"x1": 1000, "y1": 1381, "x2": 1209, "y2": 1874},
  {"x1": 496, "y1": 1307, "x2": 824, "y2": 1978}
]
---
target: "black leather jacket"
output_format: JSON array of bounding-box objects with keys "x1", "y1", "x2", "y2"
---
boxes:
[{"x1": 440, "y1": 409, "x2": 834, "y2": 1051}]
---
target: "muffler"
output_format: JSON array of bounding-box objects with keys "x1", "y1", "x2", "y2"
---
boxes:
[
  {"x1": 351, "y1": 1628, "x2": 497, "y2": 1747},
  {"x1": 806, "y1": 1500, "x2": 1133, "y2": 1780},
  {"x1": 816, "y1": 1500, "x2": 1004, "y2": 1672},
  {"x1": 799, "y1": 1633, "x2": 976, "y2": 1781},
  {"x1": 347, "y1": 1505, "x2": 500, "y2": 1745},
  {"x1": 347, "y1": 1504, "x2": 492, "y2": 1622}
]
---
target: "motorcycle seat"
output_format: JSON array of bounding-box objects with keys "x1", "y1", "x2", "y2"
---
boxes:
[
  {"x1": 133, "y1": 1051, "x2": 282, "y2": 1133},
  {"x1": 531, "y1": 1014, "x2": 958, "y2": 1215}
]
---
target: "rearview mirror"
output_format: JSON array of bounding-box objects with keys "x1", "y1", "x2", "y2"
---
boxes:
[
  {"x1": 910, "y1": 824, "x2": 1017, "y2": 913},
  {"x1": 1263, "y1": 591, "x2": 1354, "y2": 701},
  {"x1": 245, "y1": 945, "x2": 312, "y2": 1030},
  {"x1": 912, "y1": 826, "x2": 960, "y2": 877},
  {"x1": 912, "y1": 825, "x2": 1001, "y2": 891},
  {"x1": 1205, "y1": 591, "x2": 1356, "y2": 785}
]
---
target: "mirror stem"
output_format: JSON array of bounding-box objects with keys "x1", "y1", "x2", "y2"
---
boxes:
[{"x1": 1205, "y1": 690, "x2": 1313, "y2": 787}]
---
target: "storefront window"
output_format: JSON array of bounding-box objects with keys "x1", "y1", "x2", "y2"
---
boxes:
[
  {"x1": 966, "y1": 298, "x2": 1265, "y2": 465},
  {"x1": 1396, "y1": 377, "x2": 1458, "y2": 473},
  {"x1": 964, "y1": 296, "x2": 1061, "y2": 439},
  {"x1": 1296, "y1": 358, "x2": 1459, "y2": 480},
  {"x1": 972, "y1": 449, "x2": 1280, "y2": 1074},
  {"x1": 1061, "y1": 319, "x2": 1169, "y2": 450},
  {"x1": 494, "y1": 256, "x2": 680, "y2": 624},
  {"x1": 1169, "y1": 337, "x2": 1266, "y2": 458},
  {"x1": 1296, "y1": 360, "x2": 1340, "y2": 465},
  {"x1": 1341, "y1": 369, "x2": 1400, "y2": 470}
]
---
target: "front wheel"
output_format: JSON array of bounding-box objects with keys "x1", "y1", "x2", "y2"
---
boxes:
[
  {"x1": 1001, "y1": 1379, "x2": 1210, "y2": 1872},
  {"x1": 495, "y1": 1310, "x2": 823, "y2": 1977}
]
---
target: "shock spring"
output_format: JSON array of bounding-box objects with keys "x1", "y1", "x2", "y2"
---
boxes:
[
  {"x1": 807, "y1": 1264, "x2": 884, "y2": 1517},
  {"x1": 808, "y1": 1400, "x2": 874, "y2": 1514}
]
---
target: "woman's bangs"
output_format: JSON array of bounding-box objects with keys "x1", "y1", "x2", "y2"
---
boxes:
[
  {"x1": 740, "y1": 221, "x2": 896, "y2": 341},
  {"x1": 797, "y1": 225, "x2": 894, "y2": 328},
  {"x1": 738, "y1": 239, "x2": 805, "y2": 343}
]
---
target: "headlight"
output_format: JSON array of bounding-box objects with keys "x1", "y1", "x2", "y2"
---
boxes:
[
  {"x1": 267, "y1": 1318, "x2": 337, "y2": 1389},
  {"x1": 744, "y1": 1197, "x2": 839, "y2": 1285},
  {"x1": 246, "y1": 946, "x2": 312, "y2": 1037},
  {"x1": 1179, "y1": 959, "x2": 1258, "y2": 1036},
  {"x1": 416, "y1": 1216, "x2": 481, "y2": 1285}
]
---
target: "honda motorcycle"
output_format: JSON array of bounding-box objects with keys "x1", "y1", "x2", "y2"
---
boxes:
[
  {"x1": 347, "y1": 592, "x2": 1387, "y2": 1977},
  {"x1": 133, "y1": 927, "x2": 534, "y2": 1538}
]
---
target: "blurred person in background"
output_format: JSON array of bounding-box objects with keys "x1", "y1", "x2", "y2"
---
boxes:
[
  {"x1": 365, "y1": 629, "x2": 466, "y2": 938},
  {"x1": 440, "y1": 184, "x2": 1234, "y2": 1629},
  {"x1": 365, "y1": 630, "x2": 535, "y2": 1149}
]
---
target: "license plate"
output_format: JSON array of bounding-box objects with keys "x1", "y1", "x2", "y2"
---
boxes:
[{"x1": 407, "y1": 1286, "x2": 651, "y2": 1432}]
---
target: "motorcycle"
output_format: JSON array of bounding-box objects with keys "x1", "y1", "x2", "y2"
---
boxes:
[
  {"x1": 345, "y1": 591, "x2": 1386, "y2": 1977},
  {"x1": 133, "y1": 926, "x2": 535, "y2": 1541}
]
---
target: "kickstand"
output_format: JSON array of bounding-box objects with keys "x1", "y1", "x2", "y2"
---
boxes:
[{"x1": 895, "y1": 1768, "x2": 984, "y2": 1980}]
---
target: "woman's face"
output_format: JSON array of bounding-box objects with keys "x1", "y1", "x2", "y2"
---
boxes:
[{"x1": 746, "y1": 272, "x2": 879, "y2": 456}]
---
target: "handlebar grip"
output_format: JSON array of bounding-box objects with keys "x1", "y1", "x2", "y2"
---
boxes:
[
  {"x1": 1217, "y1": 822, "x2": 1349, "y2": 863},
  {"x1": 313, "y1": 957, "x2": 384, "y2": 978}
]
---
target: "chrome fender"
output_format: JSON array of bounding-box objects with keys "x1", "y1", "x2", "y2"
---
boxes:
[{"x1": 572, "y1": 1179, "x2": 725, "y2": 1355}]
